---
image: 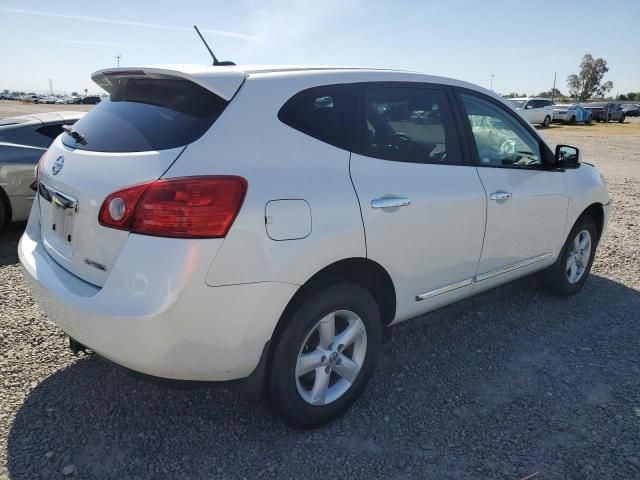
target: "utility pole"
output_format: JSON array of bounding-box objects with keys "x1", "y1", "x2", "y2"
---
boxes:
[
  {"x1": 115, "y1": 54, "x2": 122, "y2": 68},
  {"x1": 551, "y1": 72, "x2": 557, "y2": 102},
  {"x1": 490, "y1": 74, "x2": 495, "y2": 91},
  {"x1": 48, "y1": 78, "x2": 53, "y2": 95}
]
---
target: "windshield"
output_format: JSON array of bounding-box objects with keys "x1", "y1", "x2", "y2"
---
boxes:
[
  {"x1": 62, "y1": 77, "x2": 228, "y2": 153},
  {"x1": 508, "y1": 100, "x2": 526, "y2": 109}
]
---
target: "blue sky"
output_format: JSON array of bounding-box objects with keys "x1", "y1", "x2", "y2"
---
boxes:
[{"x1": 1, "y1": 0, "x2": 639, "y2": 96}]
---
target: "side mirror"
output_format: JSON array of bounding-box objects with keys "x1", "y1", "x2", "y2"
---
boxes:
[{"x1": 556, "y1": 144, "x2": 581, "y2": 169}]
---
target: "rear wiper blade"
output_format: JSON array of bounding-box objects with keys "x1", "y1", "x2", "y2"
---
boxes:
[{"x1": 62, "y1": 125, "x2": 87, "y2": 145}]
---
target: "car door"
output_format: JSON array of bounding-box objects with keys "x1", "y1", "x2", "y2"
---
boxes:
[
  {"x1": 456, "y1": 90, "x2": 568, "y2": 293},
  {"x1": 349, "y1": 83, "x2": 487, "y2": 322}
]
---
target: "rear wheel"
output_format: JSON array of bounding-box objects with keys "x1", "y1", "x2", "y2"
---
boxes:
[
  {"x1": 618, "y1": 114, "x2": 625, "y2": 123},
  {"x1": 268, "y1": 283, "x2": 382, "y2": 428},
  {"x1": 543, "y1": 215, "x2": 598, "y2": 296},
  {"x1": 542, "y1": 115, "x2": 551, "y2": 127}
]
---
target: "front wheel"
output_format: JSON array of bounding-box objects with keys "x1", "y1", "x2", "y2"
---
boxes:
[
  {"x1": 568, "y1": 115, "x2": 576, "y2": 125},
  {"x1": 618, "y1": 114, "x2": 625, "y2": 123},
  {"x1": 542, "y1": 215, "x2": 598, "y2": 296},
  {"x1": 542, "y1": 115, "x2": 551, "y2": 127},
  {"x1": 268, "y1": 283, "x2": 382, "y2": 428}
]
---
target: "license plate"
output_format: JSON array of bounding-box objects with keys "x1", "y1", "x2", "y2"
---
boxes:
[
  {"x1": 39, "y1": 182, "x2": 78, "y2": 252},
  {"x1": 51, "y1": 200, "x2": 76, "y2": 245}
]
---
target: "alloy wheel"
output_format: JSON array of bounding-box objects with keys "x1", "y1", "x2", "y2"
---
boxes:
[
  {"x1": 566, "y1": 229, "x2": 592, "y2": 284},
  {"x1": 295, "y1": 310, "x2": 367, "y2": 406}
]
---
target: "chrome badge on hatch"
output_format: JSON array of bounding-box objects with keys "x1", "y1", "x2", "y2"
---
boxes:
[
  {"x1": 52, "y1": 155, "x2": 64, "y2": 175},
  {"x1": 84, "y1": 258, "x2": 107, "y2": 272}
]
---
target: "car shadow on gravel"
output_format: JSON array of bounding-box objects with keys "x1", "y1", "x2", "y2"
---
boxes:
[
  {"x1": 0, "y1": 222, "x2": 25, "y2": 267},
  {"x1": 7, "y1": 274, "x2": 640, "y2": 479}
]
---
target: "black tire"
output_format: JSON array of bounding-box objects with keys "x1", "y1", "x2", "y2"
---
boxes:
[
  {"x1": 268, "y1": 283, "x2": 382, "y2": 428},
  {"x1": 0, "y1": 197, "x2": 8, "y2": 232},
  {"x1": 543, "y1": 215, "x2": 598, "y2": 296},
  {"x1": 618, "y1": 114, "x2": 625, "y2": 123},
  {"x1": 568, "y1": 115, "x2": 576, "y2": 125},
  {"x1": 542, "y1": 115, "x2": 551, "y2": 127},
  {"x1": 586, "y1": 115, "x2": 592, "y2": 124}
]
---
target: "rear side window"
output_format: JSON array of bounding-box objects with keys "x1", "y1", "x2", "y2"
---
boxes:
[
  {"x1": 63, "y1": 78, "x2": 228, "y2": 152},
  {"x1": 356, "y1": 86, "x2": 462, "y2": 165},
  {"x1": 278, "y1": 84, "x2": 356, "y2": 150}
]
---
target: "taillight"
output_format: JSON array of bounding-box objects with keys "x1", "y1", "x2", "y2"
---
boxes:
[
  {"x1": 30, "y1": 151, "x2": 47, "y2": 191},
  {"x1": 98, "y1": 176, "x2": 247, "y2": 238}
]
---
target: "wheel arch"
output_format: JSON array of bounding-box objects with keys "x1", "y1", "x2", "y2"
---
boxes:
[
  {"x1": 579, "y1": 202, "x2": 604, "y2": 240},
  {"x1": 0, "y1": 185, "x2": 12, "y2": 227},
  {"x1": 272, "y1": 257, "x2": 397, "y2": 341}
]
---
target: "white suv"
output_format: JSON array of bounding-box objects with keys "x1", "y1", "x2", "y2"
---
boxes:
[
  {"x1": 508, "y1": 97, "x2": 554, "y2": 127},
  {"x1": 19, "y1": 65, "x2": 611, "y2": 428}
]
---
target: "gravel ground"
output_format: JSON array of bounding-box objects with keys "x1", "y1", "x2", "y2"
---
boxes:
[{"x1": 1, "y1": 122, "x2": 640, "y2": 479}]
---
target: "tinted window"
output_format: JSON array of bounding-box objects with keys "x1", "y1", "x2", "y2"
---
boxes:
[
  {"x1": 63, "y1": 78, "x2": 228, "y2": 152},
  {"x1": 357, "y1": 86, "x2": 462, "y2": 165},
  {"x1": 36, "y1": 124, "x2": 68, "y2": 141},
  {"x1": 461, "y1": 93, "x2": 542, "y2": 168},
  {"x1": 0, "y1": 122, "x2": 63, "y2": 148},
  {"x1": 278, "y1": 84, "x2": 356, "y2": 150}
]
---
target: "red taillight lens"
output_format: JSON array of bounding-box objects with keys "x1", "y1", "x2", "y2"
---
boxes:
[
  {"x1": 31, "y1": 151, "x2": 47, "y2": 191},
  {"x1": 98, "y1": 176, "x2": 247, "y2": 238}
]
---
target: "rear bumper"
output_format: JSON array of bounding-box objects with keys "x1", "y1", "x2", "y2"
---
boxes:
[{"x1": 18, "y1": 210, "x2": 298, "y2": 381}]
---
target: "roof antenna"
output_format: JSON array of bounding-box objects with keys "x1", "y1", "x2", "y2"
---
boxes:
[{"x1": 193, "y1": 25, "x2": 236, "y2": 66}]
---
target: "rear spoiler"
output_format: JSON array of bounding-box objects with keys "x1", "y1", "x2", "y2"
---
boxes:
[{"x1": 92, "y1": 66, "x2": 247, "y2": 101}]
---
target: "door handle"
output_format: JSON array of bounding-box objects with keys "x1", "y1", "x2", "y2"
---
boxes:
[
  {"x1": 371, "y1": 197, "x2": 411, "y2": 209},
  {"x1": 489, "y1": 191, "x2": 512, "y2": 201}
]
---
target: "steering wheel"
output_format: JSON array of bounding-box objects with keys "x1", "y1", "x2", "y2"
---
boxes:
[{"x1": 387, "y1": 132, "x2": 412, "y2": 149}]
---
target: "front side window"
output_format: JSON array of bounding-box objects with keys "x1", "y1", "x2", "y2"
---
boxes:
[
  {"x1": 461, "y1": 93, "x2": 542, "y2": 168},
  {"x1": 278, "y1": 84, "x2": 356, "y2": 150},
  {"x1": 357, "y1": 86, "x2": 462, "y2": 165}
]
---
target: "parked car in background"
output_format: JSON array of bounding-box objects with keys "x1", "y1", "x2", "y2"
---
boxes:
[
  {"x1": 19, "y1": 65, "x2": 611, "y2": 428},
  {"x1": 73, "y1": 96, "x2": 101, "y2": 105},
  {"x1": 552, "y1": 104, "x2": 592, "y2": 124},
  {"x1": 621, "y1": 104, "x2": 640, "y2": 117},
  {"x1": 508, "y1": 97, "x2": 554, "y2": 127},
  {"x1": 0, "y1": 111, "x2": 83, "y2": 230},
  {"x1": 583, "y1": 103, "x2": 625, "y2": 123}
]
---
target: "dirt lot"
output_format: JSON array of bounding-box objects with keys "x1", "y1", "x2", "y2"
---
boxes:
[
  {"x1": 1, "y1": 113, "x2": 639, "y2": 479},
  {"x1": 0, "y1": 100, "x2": 93, "y2": 119}
]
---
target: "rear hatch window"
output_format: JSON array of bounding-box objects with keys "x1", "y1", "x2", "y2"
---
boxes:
[{"x1": 62, "y1": 78, "x2": 228, "y2": 152}]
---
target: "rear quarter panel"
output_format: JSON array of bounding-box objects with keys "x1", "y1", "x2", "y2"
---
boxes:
[
  {"x1": 0, "y1": 144, "x2": 41, "y2": 221},
  {"x1": 163, "y1": 75, "x2": 367, "y2": 287}
]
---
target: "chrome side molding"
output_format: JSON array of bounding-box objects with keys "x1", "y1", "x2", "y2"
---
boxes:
[
  {"x1": 474, "y1": 253, "x2": 552, "y2": 282},
  {"x1": 416, "y1": 252, "x2": 553, "y2": 301},
  {"x1": 415, "y1": 278, "x2": 473, "y2": 301}
]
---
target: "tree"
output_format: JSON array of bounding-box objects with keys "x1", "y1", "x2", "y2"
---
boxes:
[
  {"x1": 2, "y1": 89, "x2": 8, "y2": 95},
  {"x1": 536, "y1": 88, "x2": 563, "y2": 98},
  {"x1": 618, "y1": 94, "x2": 627, "y2": 101},
  {"x1": 627, "y1": 92, "x2": 638, "y2": 101},
  {"x1": 71, "y1": 91, "x2": 78, "y2": 96},
  {"x1": 503, "y1": 92, "x2": 524, "y2": 98},
  {"x1": 566, "y1": 54, "x2": 613, "y2": 101}
]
